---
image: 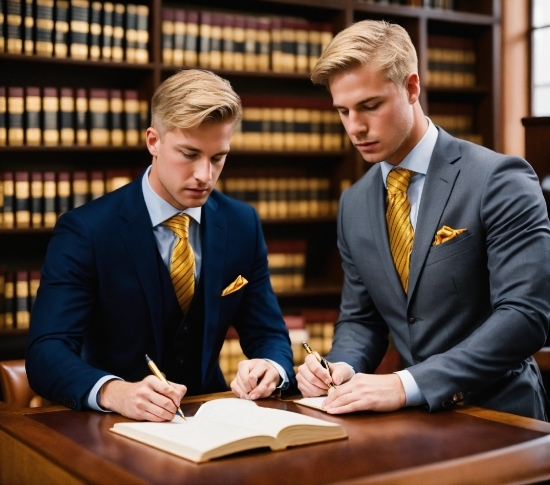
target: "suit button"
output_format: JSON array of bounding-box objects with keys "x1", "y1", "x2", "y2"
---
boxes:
[
  {"x1": 441, "y1": 401, "x2": 448, "y2": 407},
  {"x1": 409, "y1": 317, "x2": 416, "y2": 324}
]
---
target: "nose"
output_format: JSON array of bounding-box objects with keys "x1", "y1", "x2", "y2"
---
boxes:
[
  {"x1": 346, "y1": 111, "x2": 366, "y2": 139},
  {"x1": 194, "y1": 157, "x2": 213, "y2": 184}
]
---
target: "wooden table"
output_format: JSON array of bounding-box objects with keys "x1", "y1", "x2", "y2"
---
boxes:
[{"x1": 2, "y1": 392, "x2": 550, "y2": 485}]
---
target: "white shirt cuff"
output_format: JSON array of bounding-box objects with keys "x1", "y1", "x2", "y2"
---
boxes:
[
  {"x1": 395, "y1": 369, "x2": 426, "y2": 407},
  {"x1": 265, "y1": 359, "x2": 288, "y2": 389},
  {"x1": 87, "y1": 375, "x2": 122, "y2": 411}
]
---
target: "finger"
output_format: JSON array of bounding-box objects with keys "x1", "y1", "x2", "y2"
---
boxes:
[
  {"x1": 249, "y1": 368, "x2": 278, "y2": 400},
  {"x1": 300, "y1": 361, "x2": 331, "y2": 391},
  {"x1": 235, "y1": 362, "x2": 255, "y2": 393},
  {"x1": 297, "y1": 369, "x2": 329, "y2": 397},
  {"x1": 330, "y1": 365, "x2": 352, "y2": 386},
  {"x1": 230, "y1": 374, "x2": 250, "y2": 399}
]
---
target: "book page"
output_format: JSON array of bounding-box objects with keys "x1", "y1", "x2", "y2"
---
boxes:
[
  {"x1": 195, "y1": 398, "x2": 340, "y2": 437},
  {"x1": 294, "y1": 396, "x2": 328, "y2": 412}
]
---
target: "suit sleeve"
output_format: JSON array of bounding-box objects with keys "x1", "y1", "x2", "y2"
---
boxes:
[
  {"x1": 325, "y1": 190, "x2": 390, "y2": 372},
  {"x1": 408, "y1": 156, "x2": 550, "y2": 410},
  {"x1": 230, "y1": 207, "x2": 297, "y2": 392},
  {"x1": 26, "y1": 211, "x2": 110, "y2": 410}
]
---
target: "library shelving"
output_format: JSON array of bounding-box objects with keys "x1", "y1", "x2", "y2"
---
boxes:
[{"x1": 0, "y1": 0, "x2": 501, "y2": 372}]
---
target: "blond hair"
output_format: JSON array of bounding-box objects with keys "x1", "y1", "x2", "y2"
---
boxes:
[
  {"x1": 151, "y1": 69, "x2": 242, "y2": 137},
  {"x1": 311, "y1": 20, "x2": 418, "y2": 88}
]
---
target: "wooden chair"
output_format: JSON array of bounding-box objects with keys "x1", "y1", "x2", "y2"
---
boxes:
[
  {"x1": 534, "y1": 348, "x2": 550, "y2": 374},
  {"x1": 0, "y1": 359, "x2": 46, "y2": 407}
]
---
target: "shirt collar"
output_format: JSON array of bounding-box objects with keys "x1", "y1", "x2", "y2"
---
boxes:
[
  {"x1": 381, "y1": 117, "x2": 438, "y2": 186},
  {"x1": 141, "y1": 166, "x2": 202, "y2": 227}
]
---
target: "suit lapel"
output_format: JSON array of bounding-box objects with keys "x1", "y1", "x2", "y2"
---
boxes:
[
  {"x1": 368, "y1": 166, "x2": 408, "y2": 303},
  {"x1": 408, "y1": 130, "x2": 461, "y2": 301},
  {"x1": 118, "y1": 177, "x2": 164, "y2": 359},
  {"x1": 200, "y1": 193, "x2": 226, "y2": 379}
]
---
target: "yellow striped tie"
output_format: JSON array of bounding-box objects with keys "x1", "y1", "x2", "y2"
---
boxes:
[
  {"x1": 163, "y1": 214, "x2": 195, "y2": 313},
  {"x1": 386, "y1": 168, "x2": 415, "y2": 293}
]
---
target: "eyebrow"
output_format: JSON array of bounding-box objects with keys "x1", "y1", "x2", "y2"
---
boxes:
[
  {"x1": 176, "y1": 144, "x2": 230, "y2": 157},
  {"x1": 333, "y1": 96, "x2": 382, "y2": 110}
]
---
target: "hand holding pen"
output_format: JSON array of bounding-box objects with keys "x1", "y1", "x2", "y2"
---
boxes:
[
  {"x1": 302, "y1": 342, "x2": 335, "y2": 389},
  {"x1": 145, "y1": 354, "x2": 186, "y2": 420}
]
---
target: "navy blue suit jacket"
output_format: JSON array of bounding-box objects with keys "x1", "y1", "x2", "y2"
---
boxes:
[{"x1": 26, "y1": 175, "x2": 296, "y2": 409}]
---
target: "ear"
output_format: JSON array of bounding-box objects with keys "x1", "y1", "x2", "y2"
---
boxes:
[
  {"x1": 405, "y1": 73, "x2": 421, "y2": 105},
  {"x1": 146, "y1": 127, "x2": 160, "y2": 157}
]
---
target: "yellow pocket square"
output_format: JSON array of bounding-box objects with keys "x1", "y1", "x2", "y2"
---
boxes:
[
  {"x1": 432, "y1": 226, "x2": 467, "y2": 246},
  {"x1": 221, "y1": 275, "x2": 248, "y2": 296}
]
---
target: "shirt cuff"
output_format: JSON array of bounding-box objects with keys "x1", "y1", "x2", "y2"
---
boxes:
[
  {"x1": 87, "y1": 375, "x2": 122, "y2": 411},
  {"x1": 265, "y1": 359, "x2": 288, "y2": 390},
  {"x1": 395, "y1": 369, "x2": 426, "y2": 407}
]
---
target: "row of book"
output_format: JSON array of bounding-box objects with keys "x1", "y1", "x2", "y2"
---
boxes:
[
  {"x1": 429, "y1": 102, "x2": 483, "y2": 146},
  {"x1": 0, "y1": 0, "x2": 149, "y2": 63},
  {"x1": 358, "y1": 0, "x2": 455, "y2": 8},
  {"x1": 427, "y1": 35, "x2": 476, "y2": 88},
  {"x1": 0, "y1": 169, "x2": 141, "y2": 228},
  {"x1": 234, "y1": 96, "x2": 346, "y2": 152},
  {"x1": 217, "y1": 177, "x2": 341, "y2": 220},
  {"x1": 0, "y1": 268, "x2": 40, "y2": 329},
  {"x1": 219, "y1": 310, "x2": 338, "y2": 384},
  {"x1": 0, "y1": 86, "x2": 149, "y2": 146},
  {"x1": 161, "y1": 8, "x2": 333, "y2": 74},
  {"x1": 266, "y1": 240, "x2": 306, "y2": 293}
]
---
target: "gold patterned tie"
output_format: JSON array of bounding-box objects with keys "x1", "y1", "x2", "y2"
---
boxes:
[
  {"x1": 386, "y1": 168, "x2": 415, "y2": 293},
  {"x1": 163, "y1": 214, "x2": 195, "y2": 313}
]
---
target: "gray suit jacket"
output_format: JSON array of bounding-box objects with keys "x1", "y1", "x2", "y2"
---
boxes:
[{"x1": 328, "y1": 127, "x2": 550, "y2": 420}]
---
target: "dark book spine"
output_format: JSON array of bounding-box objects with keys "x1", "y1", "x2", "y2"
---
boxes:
[
  {"x1": 171, "y1": 8, "x2": 184, "y2": 66},
  {"x1": 161, "y1": 7, "x2": 175, "y2": 65},
  {"x1": 60, "y1": 87, "x2": 74, "y2": 145},
  {"x1": 54, "y1": 0, "x2": 69, "y2": 57},
  {"x1": 30, "y1": 171, "x2": 43, "y2": 227},
  {"x1": 209, "y1": 12, "x2": 222, "y2": 69},
  {"x1": 3, "y1": 171, "x2": 14, "y2": 228},
  {"x1": 111, "y1": 3, "x2": 124, "y2": 61},
  {"x1": 75, "y1": 87, "x2": 87, "y2": 145},
  {"x1": 29, "y1": 270, "x2": 40, "y2": 311},
  {"x1": 123, "y1": 89, "x2": 139, "y2": 146},
  {"x1": 101, "y1": 1, "x2": 113, "y2": 60},
  {"x1": 221, "y1": 14, "x2": 234, "y2": 70},
  {"x1": 243, "y1": 16, "x2": 257, "y2": 72},
  {"x1": 4, "y1": 271, "x2": 14, "y2": 328},
  {"x1": 72, "y1": 170, "x2": 88, "y2": 208},
  {"x1": 109, "y1": 88, "x2": 123, "y2": 145},
  {"x1": 7, "y1": 86, "x2": 24, "y2": 146},
  {"x1": 89, "y1": 88, "x2": 109, "y2": 145},
  {"x1": 308, "y1": 23, "x2": 322, "y2": 72},
  {"x1": 6, "y1": 0, "x2": 22, "y2": 54},
  {"x1": 15, "y1": 170, "x2": 30, "y2": 228},
  {"x1": 106, "y1": 169, "x2": 131, "y2": 192},
  {"x1": 139, "y1": 98, "x2": 148, "y2": 144},
  {"x1": 57, "y1": 171, "x2": 70, "y2": 215},
  {"x1": 0, "y1": 0, "x2": 5, "y2": 52},
  {"x1": 0, "y1": 87, "x2": 5, "y2": 146},
  {"x1": 257, "y1": 17, "x2": 270, "y2": 72},
  {"x1": 43, "y1": 171, "x2": 56, "y2": 227},
  {"x1": 23, "y1": 0, "x2": 33, "y2": 54},
  {"x1": 42, "y1": 86, "x2": 59, "y2": 145},
  {"x1": 69, "y1": 0, "x2": 89, "y2": 59},
  {"x1": 125, "y1": 3, "x2": 136, "y2": 62},
  {"x1": 90, "y1": 170, "x2": 104, "y2": 199},
  {"x1": 232, "y1": 14, "x2": 244, "y2": 71},
  {"x1": 134, "y1": 3, "x2": 147, "y2": 63},
  {"x1": 89, "y1": 0, "x2": 101, "y2": 60},
  {"x1": 184, "y1": 9, "x2": 198, "y2": 66},
  {"x1": 281, "y1": 19, "x2": 296, "y2": 72},
  {"x1": 270, "y1": 17, "x2": 282, "y2": 72},
  {"x1": 25, "y1": 86, "x2": 41, "y2": 145},
  {"x1": 198, "y1": 10, "x2": 211, "y2": 69},
  {"x1": 295, "y1": 20, "x2": 308, "y2": 72},
  {"x1": 15, "y1": 270, "x2": 29, "y2": 329},
  {"x1": 0, "y1": 267, "x2": 5, "y2": 329}
]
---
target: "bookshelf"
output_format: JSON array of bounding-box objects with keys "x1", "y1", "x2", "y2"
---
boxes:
[{"x1": 0, "y1": 0, "x2": 501, "y2": 373}]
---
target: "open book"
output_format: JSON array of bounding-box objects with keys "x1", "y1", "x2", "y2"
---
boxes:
[
  {"x1": 294, "y1": 396, "x2": 328, "y2": 411},
  {"x1": 110, "y1": 398, "x2": 347, "y2": 463}
]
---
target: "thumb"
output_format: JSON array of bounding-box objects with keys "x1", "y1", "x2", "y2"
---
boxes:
[{"x1": 330, "y1": 365, "x2": 351, "y2": 386}]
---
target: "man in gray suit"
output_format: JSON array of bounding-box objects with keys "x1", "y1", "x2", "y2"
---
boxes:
[{"x1": 297, "y1": 20, "x2": 550, "y2": 420}]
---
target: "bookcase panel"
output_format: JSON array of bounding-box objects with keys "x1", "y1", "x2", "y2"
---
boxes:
[{"x1": 0, "y1": 0, "x2": 500, "y2": 366}]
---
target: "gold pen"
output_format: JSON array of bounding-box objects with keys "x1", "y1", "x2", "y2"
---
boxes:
[
  {"x1": 145, "y1": 354, "x2": 186, "y2": 420},
  {"x1": 302, "y1": 342, "x2": 335, "y2": 389}
]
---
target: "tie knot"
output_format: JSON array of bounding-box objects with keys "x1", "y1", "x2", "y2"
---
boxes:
[
  {"x1": 387, "y1": 168, "x2": 415, "y2": 195},
  {"x1": 163, "y1": 213, "x2": 190, "y2": 239}
]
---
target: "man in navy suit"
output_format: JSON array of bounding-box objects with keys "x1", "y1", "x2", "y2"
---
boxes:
[
  {"x1": 297, "y1": 20, "x2": 550, "y2": 420},
  {"x1": 27, "y1": 69, "x2": 296, "y2": 421}
]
